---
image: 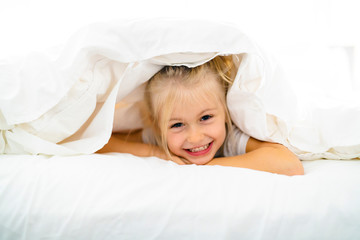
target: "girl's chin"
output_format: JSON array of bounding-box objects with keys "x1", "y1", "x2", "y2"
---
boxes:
[
  {"x1": 188, "y1": 158, "x2": 212, "y2": 165},
  {"x1": 184, "y1": 154, "x2": 215, "y2": 165}
]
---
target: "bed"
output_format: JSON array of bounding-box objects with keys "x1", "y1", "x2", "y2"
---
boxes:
[
  {"x1": 1, "y1": 19, "x2": 360, "y2": 239},
  {"x1": 1, "y1": 154, "x2": 360, "y2": 239}
]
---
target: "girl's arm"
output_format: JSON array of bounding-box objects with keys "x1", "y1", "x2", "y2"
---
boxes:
[
  {"x1": 206, "y1": 137, "x2": 304, "y2": 176},
  {"x1": 97, "y1": 130, "x2": 186, "y2": 165}
]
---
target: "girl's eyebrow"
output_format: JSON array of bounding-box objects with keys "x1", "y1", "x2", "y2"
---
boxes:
[
  {"x1": 199, "y1": 108, "x2": 217, "y2": 115},
  {"x1": 169, "y1": 118, "x2": 182, "y2": 122},
  {"x1": 169, "y1": 108, "x2": 217, "y2": 121}
]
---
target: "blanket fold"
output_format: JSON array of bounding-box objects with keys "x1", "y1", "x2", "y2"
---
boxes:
[{"x1": 0, "y1": 19, "x2": 359, "y2": 160}]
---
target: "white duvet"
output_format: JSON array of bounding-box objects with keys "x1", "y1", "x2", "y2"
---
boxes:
[
  {"x1": 0, "y1": 19, "x2": 360, "y2": 159},
  {"x1": 0, "y1": 154, "x2": 359, "y2": 239}
]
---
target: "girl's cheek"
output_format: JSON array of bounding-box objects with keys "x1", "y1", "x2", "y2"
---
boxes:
[{"x1": 167, "y1": 133, "x2": 180, "y2": 149}]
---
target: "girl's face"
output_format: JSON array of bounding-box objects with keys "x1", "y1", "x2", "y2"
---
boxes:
[{"x1": 166, "y1": 93, "x2": 227, "y2": 165}]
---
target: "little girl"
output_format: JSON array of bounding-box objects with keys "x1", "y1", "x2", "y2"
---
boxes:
[{"x1": 99, "y1": 56, "x2": 304, "y2": 176}]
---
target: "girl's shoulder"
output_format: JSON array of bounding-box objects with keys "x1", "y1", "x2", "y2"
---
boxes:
[
  {"x1": 142, "y1": 127, "x2": 157, "y2": 145},
  {"x1": 223, "y1": 125, "x2": 250, "y2": 156}
]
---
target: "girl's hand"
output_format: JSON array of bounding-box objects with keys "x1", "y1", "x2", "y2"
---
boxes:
[
  {"x1": 98, "y1": 132, "x2": 193, "y2": 166},
  {"x1": 150, "y1": 145, "x2": 189, "y2": 165},
  {"x1": 169, "y1": 156, "x2": 186, "y2": 165},
  {"x1": 169, "y1": 156, "x2": 192, "y2": 165}
]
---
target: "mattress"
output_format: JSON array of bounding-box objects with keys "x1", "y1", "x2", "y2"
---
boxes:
[{"x1": 0, "y1": 153, "x2": 359, "y2": 239}]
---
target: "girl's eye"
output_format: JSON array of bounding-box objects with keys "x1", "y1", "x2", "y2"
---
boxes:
[
  {"x1": 170, "y1": 122, "x2": 184, "y2": 128},
  {"x1": 201, "y1": 114, "x2": 213, "y2": 121}
]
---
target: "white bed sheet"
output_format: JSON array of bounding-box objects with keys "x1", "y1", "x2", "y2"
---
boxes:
[{"x1": 0, "y1": 154, "x2": 359, "y2": 240}]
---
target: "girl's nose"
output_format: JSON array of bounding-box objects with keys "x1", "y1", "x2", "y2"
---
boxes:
[{"x1": 187, "y1": 126, "x2": 204, "y2": 144}]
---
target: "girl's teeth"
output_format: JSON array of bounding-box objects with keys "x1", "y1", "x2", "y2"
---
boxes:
[{"x1": 189, "y1": 143, "x2": 210, "y2": 152}]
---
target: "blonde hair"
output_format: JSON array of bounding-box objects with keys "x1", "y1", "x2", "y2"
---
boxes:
[{"x1": 144, "y1": 55, "x2": 236, "y2": 157}]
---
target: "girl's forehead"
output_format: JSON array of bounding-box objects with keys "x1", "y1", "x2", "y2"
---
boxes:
[
  {"x1": 179, "y1": 83, "x2": 217, "y2": 101},
  {"x1": 171, "y1": 88, "x2": 224, "y2": 113}
]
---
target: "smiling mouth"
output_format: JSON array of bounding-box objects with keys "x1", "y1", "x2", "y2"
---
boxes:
[
  {"x1": 185, "y1": 142, "x2": 213, "y2": 156},
  {"x1": 188, "y1": 143, "x2": 211, "y2": 152}
]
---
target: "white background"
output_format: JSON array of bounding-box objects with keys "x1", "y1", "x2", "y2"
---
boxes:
[{"x1": 1, "y1": 0, "x2": 359, "y2": 105}]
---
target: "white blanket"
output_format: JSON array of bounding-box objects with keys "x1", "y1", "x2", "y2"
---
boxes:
[
  {"x1": 0, "y1": 19, "x2": 360, "y2": 159},
  {"x1": 0, "y1": 153, "x2": 359, "y2": 239}
]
